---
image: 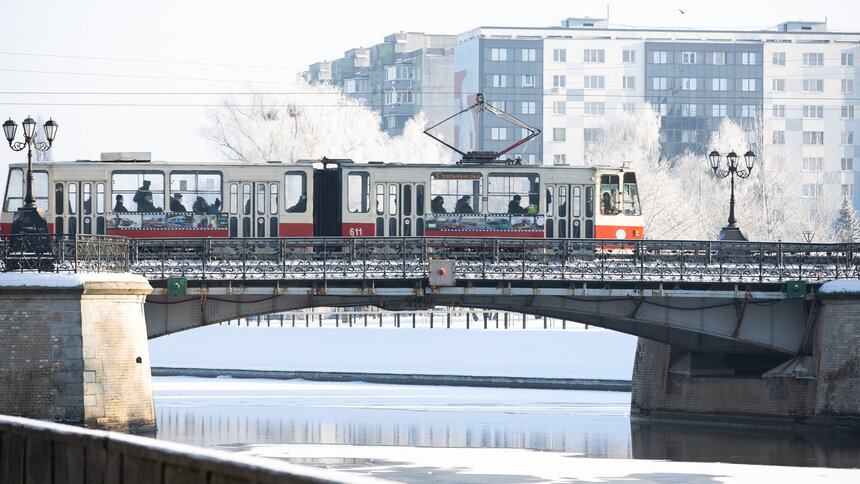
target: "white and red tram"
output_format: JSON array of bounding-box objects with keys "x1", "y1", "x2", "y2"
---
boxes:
[{"x1": 1, "y1": 153, "x2": 644, "y2": 240}]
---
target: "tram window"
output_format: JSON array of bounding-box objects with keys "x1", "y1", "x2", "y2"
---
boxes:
[
  {"x1": 2, "y1": 169, "x2": 48, "y2": 212},
  {"x1": 270, "y1": 184, "x2": 278, "y2": 215},
  {"x1": 585, "y1": 186, "x2": 594, "y2": 218},
  {"x1": 347, "y1": 171, "x2": 370, "y2": 213},
  {"x1": 96, "y1": 183, "x2": 105, "y2": 214},
  {"x1": 170, "y1": 172, "x2": 222, "y2": 213},
  {"x1": 403, "y1": 185, "x2": 412, "y2": 216},
  {"x1": 55, "y1": 183, "x2": 64, "y2": 215},
  {"x1": 623, "y1": 172, "x2": 641, "y2": 216},
  {"x1": 242, "y1": 184, "x2": 251, "y2": 215},
  {"x1": 111, "y1": 172, "x2": 164, "y2": 212},
  {"x1": 83, "y1": 183, "x2": 92, "y2": 215},
  {"x1": 416, "y1": 185, "x2": 425, "y2": 215},
  {"x1": 600, "y1": 175, "x2": 620, "y2": 215},
  {"x1": 559, "y1": 186, "x2": 567, "y2": 218},
  {"x1": 230, "y1": 184, "x2": 238, "y2": 214},
  {"x1": 285, "y1": 171, "x2": 307, "y2": 213},
  {"x1": 488, "y1": 173, "x2": 539, "y2": 214},
  {"x1": 376, "y1": 184, "x2": 384, "y2": 215},
  {"x1": 389, "y1": 184, "x2": 398, "y2": 215},
  {"x1": 256, "y1": 184, "x2": 265, "y2": 215},
  {"x1": 430, "y1": 172, "x2": 481, "y2": 214},
  {"x1": 572, "y1": 186, "x2": 581, "y2": 217},
  {"x1": 546, "y1": 187, "x2": 553, "y2": 217},
  {"x1": 68, "y1": 183, "x2": 77, "y2": 215}
]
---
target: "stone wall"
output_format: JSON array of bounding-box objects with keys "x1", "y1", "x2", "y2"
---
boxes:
[{"x1": 813, "y1": 296, "x2": 860, "y2": 416}]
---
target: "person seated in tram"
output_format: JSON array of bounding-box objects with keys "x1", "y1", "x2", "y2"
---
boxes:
[
  {"x1": 508, "y1": 194, "x2": 526, "y2": 214},
  {"x1": 192, "y1": 196, "x2": 210, "y2": 213},
  {"x1": 208, "y1": 198, "x2": 222, "y2": 213},
  {"x1": 431, "y1": 195, "x2": 446, "y2": 214},
  {"x1": 137, "y1": 193, "x2": 162, "y2": 212},
  {"x1": 133, "y1": 180, "x2": 152, "y2": 207},
  {"x1": 287, "y1": 195, "x2": 307, "y2": 212},
  {"x1": 455, "y1": 195, "x2": 474, "y2": 213},
  {"x1": 170, "y1": 193, "x2": 187, "y2": 212},
  {"x1": 113, "y1": 194, "x2": 129, "y2": 213}
]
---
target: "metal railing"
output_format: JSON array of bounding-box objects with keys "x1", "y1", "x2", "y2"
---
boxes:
[
  {"x1": 1, "y1": 234, "x2": 129, "y2": 273},
  {"x1": 128, "y1": 237, "x2": 859, "y2": 284}
]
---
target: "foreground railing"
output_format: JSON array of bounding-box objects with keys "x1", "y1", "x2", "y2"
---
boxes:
[
  {"x1": 0, "y1": 234, "x2": 129, "y2": 273},
  {"x1": 128, "y1": 237, "x2": 860, "y2": 284}
]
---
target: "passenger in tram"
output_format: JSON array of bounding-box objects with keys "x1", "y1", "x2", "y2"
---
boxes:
[
  {"x1": 137, "y1": 193, "x2": 162, "y2": 213},
  {"x1": 133, "y1": 180, "x2": 152, "y2": 207},
  {"x1": 208, "y1": 198, "x2": 222, "y2": 213},
  {"x1": 507, "y1": 195, "x2": 526, "y2": 214},
  {"x1": 170, "y1": 193, "x2": 187, "y2": 212},
  {"x1": 286, "y1": 195, "x2": 307, "y2": 213},
  {"x1": 455, "y1": 195, "x2": 474, "y2": 213},
  {"x1": 192, "y1": 196, "x2": 210, "y2": 213},
  {"x1": 431, "y1": 195, "x2": 446, "y2": 214},
  {"x1": 113, "y1": 194, "x2": 128, "y2": 213},
  {"x1": 602, "y1": 192, "x2": 615, "y2": 215}
]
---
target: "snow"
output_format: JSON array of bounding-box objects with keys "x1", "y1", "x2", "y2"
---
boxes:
[
  {"x1": 148, "y1": 324, "x2": 638, "y2": 380},
  {"x1": 0, "y1": 271, "x2": 148, "y2": 287},
  {"x1": 819, "y1": 279, "x2": 860, "y2": 294}
]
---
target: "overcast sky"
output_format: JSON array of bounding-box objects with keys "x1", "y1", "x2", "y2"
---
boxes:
[{"x1": 1, "y1": 0, "x2": 859, "y2": 173}]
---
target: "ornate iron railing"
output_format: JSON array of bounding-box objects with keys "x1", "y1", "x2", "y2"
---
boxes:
[
  {"x1": 128, "y1": 238, "x2": 859, "y2": 284},
  {"x1": 1, "y1": 234, "x2": 129, "y2": 273}
]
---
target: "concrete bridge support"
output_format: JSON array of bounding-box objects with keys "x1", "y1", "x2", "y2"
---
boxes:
[
  {"x1": 631, "y1": 287, "x2": 860, "y2": 431},
  {"x1": 0, "y1": 273, "x2": 155, "y2": 432}
]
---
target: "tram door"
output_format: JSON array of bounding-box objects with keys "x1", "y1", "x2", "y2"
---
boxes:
[
  {"x1": 374, "y1": 182, "x2": 425, "y2": 237},
  {"x1": 545, "y1": 184, "x2": 593, "y2": 239},
  {"x1": 231, "y1": 182, "x2": 270, "y2": 237},
  {"x1": 57, "y1": 181, "x2": 106, "y2": 236},
  {"x1": 312, "y1": 165, "x2": 343, "y2": 237}
]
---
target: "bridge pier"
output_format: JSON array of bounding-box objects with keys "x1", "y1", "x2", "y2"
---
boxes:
[
  {"x1": 0, "y1": 273, "x2": 155, "y2": 432},
  {"x1": 631, "y1": 285, "x2": 860, "y2": 431}
]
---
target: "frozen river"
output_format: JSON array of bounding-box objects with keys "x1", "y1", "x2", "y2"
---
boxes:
[{"x1": 152, "y1": 376, "x2": 860, "y2": 483}]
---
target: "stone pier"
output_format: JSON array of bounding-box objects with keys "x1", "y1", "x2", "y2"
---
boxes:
[
  {"x1": 0, "y1": 273, "x2": 155, "y2": 432},
  {"x1": 631, "y1": 280, "x2": 860, "y2": 431}
]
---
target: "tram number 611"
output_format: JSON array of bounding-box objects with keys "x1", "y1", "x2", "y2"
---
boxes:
[{"x1": 349, "y1": 227, "x2": 364, "y2": 236}]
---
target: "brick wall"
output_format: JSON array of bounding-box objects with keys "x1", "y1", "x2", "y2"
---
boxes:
[{"x1": 813, "y1": 297, "x2": 860, "y2": 415}]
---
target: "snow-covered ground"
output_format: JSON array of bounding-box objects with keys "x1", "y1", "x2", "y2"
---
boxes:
[{"x1": 148, "y1": 322, "x2": 638, "y2": 380}]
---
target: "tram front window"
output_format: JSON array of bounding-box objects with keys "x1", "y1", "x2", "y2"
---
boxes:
[
  {"x1": 599, "y1": 174, "x2": 620, "y2": 215},
  {"x1": 623, "y1": 172, "x2": 641, "y2": 216}
]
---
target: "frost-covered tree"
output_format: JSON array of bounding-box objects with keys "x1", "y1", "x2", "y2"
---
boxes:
[{"x1": 834, "y1": 197, "x2": 860, "y2": 242}]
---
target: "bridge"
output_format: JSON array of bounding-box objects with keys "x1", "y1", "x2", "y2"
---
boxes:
[{"x1": 1, "y1": 235, "x2": 859, "y2": 432}]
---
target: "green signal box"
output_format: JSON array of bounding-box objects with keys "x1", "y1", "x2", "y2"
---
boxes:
[
  {"x1": 786, "y1": 280, "x2": 806, "y2": 299},
  {"x1": 167, "y1": 277, "x2": 187, "y2": 296}
]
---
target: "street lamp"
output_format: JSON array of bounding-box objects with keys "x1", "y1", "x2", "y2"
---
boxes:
[
  {"x1": 3, "y1": 116, "x2": 58, "y2": 235},
  {"x1": 709, "y1": 149, "x2": 755, "y2": 241}
]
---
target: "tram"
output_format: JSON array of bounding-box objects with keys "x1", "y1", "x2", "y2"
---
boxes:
[{"x1": 1, "y1": 153, "x2": 644, "y2": 240}]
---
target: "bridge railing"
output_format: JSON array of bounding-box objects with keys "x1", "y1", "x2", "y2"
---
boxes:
[
  {"x1": 1, "y1": 234, "x2": 130, "y2": 273},
  {"x1": 127, "y1": 237, "x2": 860, "y2": 284}
]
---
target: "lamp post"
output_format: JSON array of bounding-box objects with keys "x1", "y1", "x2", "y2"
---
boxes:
[
  {"x1": 3, "y1": 116, "x2": 58, "y2": 235},
  {"x1": 709, "y1": 149, "x2": 755, "y2": 241}
]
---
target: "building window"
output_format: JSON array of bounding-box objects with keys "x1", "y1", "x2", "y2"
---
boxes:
[
  {"x1": 680, "y1": 78, "x2": 698, "y2": 90},
  {"x1": 772, "y1": 52, "x2": 785, "y2": 66},
  {"x1": 741, "y1": 105, "x2": 756, "y2": 118},
  {"x1": 552, "y1": 101, "x2": 566, "y2": 115},
  {"x1": 653, "y1": 77, "x2": 668, "y2": 90},
  {"x1": 803, "y1": 105, "x2": 824, "y2": 118},
  {"x1": 385, "y1": 90, "x2": 413, "y2": 105},
  {"x1": 553, "y1": 154, "x2": 567, "y2": 165},
  {"x1": 584, "y1": 102, "x2": 605, "y2": 116},
  {"x1": 802, "y1": 158, "x2": 824, "y2": 171},
  {"x1": 772, "y1": 131, "x2": 785, "y2": 144},
  {"x1": 681, "y1": 52, "x2": 697, "y2": 64},
  {"x1": 803, "y1": 52, "x2": 824, "y2": 66},
  {"x1": 741, "y1": 52, "x2": 756, "y2": 65},
  {"x1": 843, "y1": 53, "x2": 855, "y2": 66},
  {"x1": 490, "y1": 74, "x2": 507, "y2": 88},
  {"x1": 552, "y1": 49, "x2": 566, "y2": 62},
  {"x1": 803, "y1": 131, "x2": 824, "y2": 145},
  {"x1": 622, "y1": 76, "x2": 635, "y2": 89},
  {"x1": 741, "y1": 78, "x2": 756, "y2": 91},
  {"x1": 521, "y1": 101, "x2": 536, "y2": 114},
  {"x1": 622, "y1": 50, "x2": 635, "y2": 63},
  {"x1": 712, "y1": 104, "x2": 727, "y2": 117},
  {"x1": 553, "y1": 75, "x2": 566, "y2": 88},
  {"x1": 681, "y1": 130, "x2": 699, "y2": 143},
  {"x1": 681, "y1": 104, "x2": 697, "y2": 117},
  {"x1": 584, "y1": 128, "x2": 603, "y2": 142},
  {"x1": 652, "y1": 51, "x2": 667, "y2": 64},
  {"x1": 802, "y1": 184, "x2": 823, "y2": 198},
  {"x1": 522, "y1": 48, "x2": 536, "y2": 61},
  {"x1": 843, "y1": 105, "x2": 855, "y2": 119},
  {"x1": 491, "y1": 101, "x2": 506, "y2": 112},
  {"x1": 803, "y1": 79, "x2": 824, "y2": 92},
  {"x1": 584, "y1": 49, "x2": 605, "y2": 63},
  {"x1": 773, "y1": 105, "x2": 785, "y2": 118},
  {"x1": 491, "y1": 127, "x2": 508, "y2": 140},
  {"x1": 772, "y1": 79, "x2": 785, "y2": 91},
  {"x1": 584, "y1": 75, "x2": 605, "y2": 89},
  {"x1": 623, "y1": 103, "x2": 636, "y2": 113},
  {"x1": 843, "y1": 80, "x2": 854, "y2": 93},
  {"x1": 841, "y1": 158, "x2": 854, "y2": 171},
  {"x1": 711, "y1": 78, "x2": 727, "y2": 91},
  {"x1": 843, "y1": 184, "x2": 854, "y2": 198},
  {"x1": 712, "y1": 52, "x2": 726, "y2": 65},
  {"x1": 657, "y1": 103, "x2": 667, "y2": 116},
  {"x1": 385, "y1": 65, "x2": 413, "y2": 80},
  {"x1": 491, "y1": 48, "x2": 507, "y2": 61},
  {"x1": 522, "y1": 74, "x2": 535, "y2": 87},
  {"x1": 843, "y1": 131, "x2": 855, "y2": 145},
  {"x1": 553, "y1": 127, "x2": 566, "y2": 141}
]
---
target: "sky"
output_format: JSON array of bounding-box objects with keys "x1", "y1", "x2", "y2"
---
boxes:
[{"x1": 1, "y1": 0, "x2": 859, "y2": 175}]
